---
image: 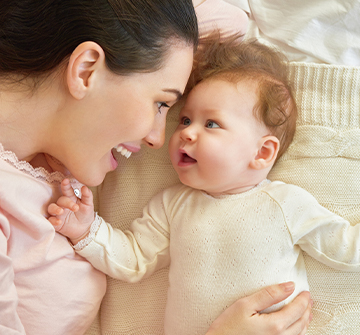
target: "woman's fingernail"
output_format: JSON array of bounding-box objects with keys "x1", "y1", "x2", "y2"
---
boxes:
[{"x1": 280, "y1": 282, "x2": 295, "y2": 292}]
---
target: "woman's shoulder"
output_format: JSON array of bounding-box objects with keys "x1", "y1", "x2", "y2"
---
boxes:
[{"x1": 0, "y1": 144, "x2": 65, "y2": 185}]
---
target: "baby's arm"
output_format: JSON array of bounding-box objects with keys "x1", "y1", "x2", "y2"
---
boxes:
[
  {"x1": 48, "y1": 179, "x2": 171, "y2": 281},
  {"x1": 271, "y1": 183, "x2": 360, "y2": 271},
  {"x1": 48, "y1": 179, "x2": 95, "y2": 245}
]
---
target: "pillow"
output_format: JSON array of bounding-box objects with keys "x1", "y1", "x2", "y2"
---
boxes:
[
  {"x1": 241, "y1": 0, "x2": 360, "y2": 65},
  {"x1": 86, "y1": 62, "x2": 360, "y2": 334},
  {"x1": 269, "y1": 62, "x2": 360, "y2": 334}
]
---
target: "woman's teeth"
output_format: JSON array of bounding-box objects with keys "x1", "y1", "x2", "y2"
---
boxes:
[{"x1": 114, "y1": 145, "x2": 132, "y2": 158}]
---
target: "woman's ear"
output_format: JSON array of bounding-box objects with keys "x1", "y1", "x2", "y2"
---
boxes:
[
  {"x1": 66, "y1": 41, "x2": 105, "y2": 100},
  {"x1": 250, "y1": 135, "x2": 280, "y2": 170}
]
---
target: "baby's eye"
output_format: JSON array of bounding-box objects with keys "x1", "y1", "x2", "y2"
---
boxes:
[
  {"x1": 157, "y1": 102, "x2": 170, "y2": 114},
  {"x1": 181, "y1": 117, "x2": 191, "y2": 126},
  {"x1": 206, "y1": 120, "x2": 220, "y2": 128},
  {"x1": 180, "y1": 117, "x2": 191, "y2": 126}
]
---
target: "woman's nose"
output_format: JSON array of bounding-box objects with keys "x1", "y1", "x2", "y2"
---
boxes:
[{"x1": 143, "y1": 112, "x2": 167, "y2": 149}]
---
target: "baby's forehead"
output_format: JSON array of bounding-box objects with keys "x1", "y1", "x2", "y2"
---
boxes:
[
  {"x1": 186, "y1": 78, "x2": 260, "y2": 117},
  {"x1": 202, "y1": 74, "x2": 258, "y2": 89},
  {"x1": 194, "y1": 76, "x2": 259, "y2": 100}
]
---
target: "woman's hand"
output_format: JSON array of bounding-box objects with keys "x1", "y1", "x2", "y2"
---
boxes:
[
  {"x1": 206, "y1": 282, "x2": 312, "y2": 335},
  {"x1": 48, "y1": 179, "x2": 95, "y2": 244}
]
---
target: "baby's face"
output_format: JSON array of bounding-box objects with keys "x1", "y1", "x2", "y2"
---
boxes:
[{"x1": 169, "y1": 78, "x2": 269, "y2": 196}]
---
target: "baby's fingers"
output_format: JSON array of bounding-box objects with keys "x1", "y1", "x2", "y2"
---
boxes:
[
  {"x1": 79, "y1": 186, "x2": 94, "y2": 207},
  {"x1": 60, "y1": 178, "x2": 77, "y2": 198},
  {"x1": 48, "y1": 215, "x2": 64, "y2": 229},
  {"x1": 56, "y1": 196, "x2": 79, "y2": 212},
  {"x1": 48, "y1": 203, "x2": 64, "y2": 216}
]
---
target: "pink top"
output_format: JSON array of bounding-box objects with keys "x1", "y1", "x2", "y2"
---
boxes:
[{"x1": 0, "y1": 144, "x2": 106, "y2": 335}]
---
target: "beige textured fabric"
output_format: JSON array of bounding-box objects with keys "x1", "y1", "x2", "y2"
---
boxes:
[{"x1": 86, "y1": 62, "x2": 360, "y2": 334}]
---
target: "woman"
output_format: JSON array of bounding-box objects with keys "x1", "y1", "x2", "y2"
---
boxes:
[{"x1": 0, "y1": 0, "x2": 311, "y2": 334}]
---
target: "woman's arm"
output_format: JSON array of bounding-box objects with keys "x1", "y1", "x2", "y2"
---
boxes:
[{"x1": 206, "y1": 282, "x2": 312, "y2": 335}]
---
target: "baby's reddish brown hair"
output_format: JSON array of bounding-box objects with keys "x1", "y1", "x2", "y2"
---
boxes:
[{"x1": 187, "y1": 35, "x2": 297, "y2": 161}]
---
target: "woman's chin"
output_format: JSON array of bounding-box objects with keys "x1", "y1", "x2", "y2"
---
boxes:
[
  {"x1": 70, "y1": 152, "x2": 119, "y2": 186},
  {"x1": 72, "y1": 169, "x2": 107, "y2": 187}
]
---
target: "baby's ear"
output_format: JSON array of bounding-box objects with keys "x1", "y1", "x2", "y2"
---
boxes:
[{"x1": 250, "y1": 135, "x2": 280, "y2": 170}]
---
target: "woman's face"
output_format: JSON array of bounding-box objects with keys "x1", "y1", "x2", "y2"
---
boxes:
[{"x1": 57, "y1": 42, "x2": 194, "y2": 186}]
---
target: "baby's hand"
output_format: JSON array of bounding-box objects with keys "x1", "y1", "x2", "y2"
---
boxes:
[{"x1": 48, "y1": 179, "x2": 95, "y2": 245}]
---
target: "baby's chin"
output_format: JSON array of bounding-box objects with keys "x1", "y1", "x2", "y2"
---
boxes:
[
  {"x1": 179, "y1": 178, "x2": 206, "y2": 193},
  {"x1": 180, "y1": 177, "x2": 229, "y2": 196}
]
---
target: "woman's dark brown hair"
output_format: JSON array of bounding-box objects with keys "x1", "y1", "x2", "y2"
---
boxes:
[{"x1": 0, "y1": 0, "x2": 198, "y2": 78}]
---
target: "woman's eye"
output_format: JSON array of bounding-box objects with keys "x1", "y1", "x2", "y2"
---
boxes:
[
  {"x1": 157, "y1": 102, "x2": 170, "y2": 114},
  {"x1": 181, "y1": 117, "x2": 191, "y2": 126},
  {"x1": 206, "y1": 120, "x2": 220, "y2": 128}
]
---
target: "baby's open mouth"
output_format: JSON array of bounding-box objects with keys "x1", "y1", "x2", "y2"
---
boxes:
[{"x1": 181, "y1": 152, "x2": 197, "y2": 163}]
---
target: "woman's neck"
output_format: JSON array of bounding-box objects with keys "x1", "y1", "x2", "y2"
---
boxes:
[{"x1": 0, "y1": 77, "x2": 62, "y2": 163}]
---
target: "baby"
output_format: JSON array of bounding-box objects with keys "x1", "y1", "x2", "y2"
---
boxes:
[{"x1": 48, "y1": 38, "x2": 360, "y2": 334}]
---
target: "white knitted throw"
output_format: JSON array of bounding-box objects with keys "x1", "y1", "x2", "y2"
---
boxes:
[
  {"x1": 268, "y1": 62, "x2": 360, "y2": 335},
  {"x1": 86, "y1": 62, "x2": 360, "y2": 335}
]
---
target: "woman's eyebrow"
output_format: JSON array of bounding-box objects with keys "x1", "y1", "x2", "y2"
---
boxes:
[{"x1": 163, "y1": 89, "x2": 182, "y2": 101}]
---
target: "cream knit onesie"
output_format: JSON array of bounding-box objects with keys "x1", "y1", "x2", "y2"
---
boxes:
[{"x1": 78, "y1": 179, "x2": 360, "y2": 335}]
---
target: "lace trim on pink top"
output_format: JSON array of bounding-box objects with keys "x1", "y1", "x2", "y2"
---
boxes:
[{"x1": 0, "y1": 143, "x2": 69, "y2": 185}]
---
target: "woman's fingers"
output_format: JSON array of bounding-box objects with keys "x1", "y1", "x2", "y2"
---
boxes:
[
  {"x1": 247, "y1": 282, "x2": 295, "y2": 313},
  {"x1": 245, "y1": 283, "x2": 312, "y2": 335},
  {"x1": 257, "y1": 290, "x2": 312, "y2": 335},
  {"x1": 277, "y1": 291, "x2": 312, "y2": 330}
]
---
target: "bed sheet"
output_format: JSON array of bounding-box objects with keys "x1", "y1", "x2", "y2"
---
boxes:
[{"x1": 227, "y1": 0, "x2": 360, "y2": 65}]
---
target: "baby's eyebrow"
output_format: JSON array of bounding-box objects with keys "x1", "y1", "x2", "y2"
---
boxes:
[{"x1": 163, "y1": 89, "x2": 182, "y2": 101}]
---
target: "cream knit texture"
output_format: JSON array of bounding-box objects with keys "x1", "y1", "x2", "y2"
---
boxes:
[
  {"x1": 86, "y1": 62, "x2": 360, "y2": 334},
  {"x1": 269, "y1": 62, "x2": 360, "y2": 334}
]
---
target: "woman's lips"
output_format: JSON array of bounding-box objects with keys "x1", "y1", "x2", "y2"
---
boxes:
[
  {"x1": 114, "y1": 144, "x2": 140, "y2": 159},
  {"x1": 110, "y1": 151, "x2": 118, "y2": 170},
  {"x1": 114, "y1": 145, "x2": 132, "y2": 158},
  {"x1": 110, "y1": 143, "x2": 140, "y2": 171}
]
